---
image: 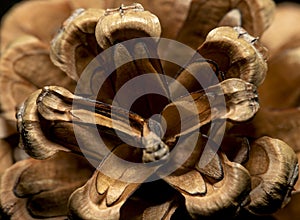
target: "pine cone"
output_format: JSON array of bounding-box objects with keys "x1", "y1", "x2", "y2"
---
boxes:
[{"x1": 0, "y1": 0, "x2": 299, "y2": 219}]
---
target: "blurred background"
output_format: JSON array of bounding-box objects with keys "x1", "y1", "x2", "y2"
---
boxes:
[
  {"x1": 1, "y1": 0, "x2": 299, "y2": 19},
  {"x1": 1, "y1": 0, "x2": 22, "y2": 18}
]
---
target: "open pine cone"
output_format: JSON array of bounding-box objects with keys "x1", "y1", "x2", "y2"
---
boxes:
[{"x1": 0, "y1": 0, "x2": 299, "y2": 219}]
